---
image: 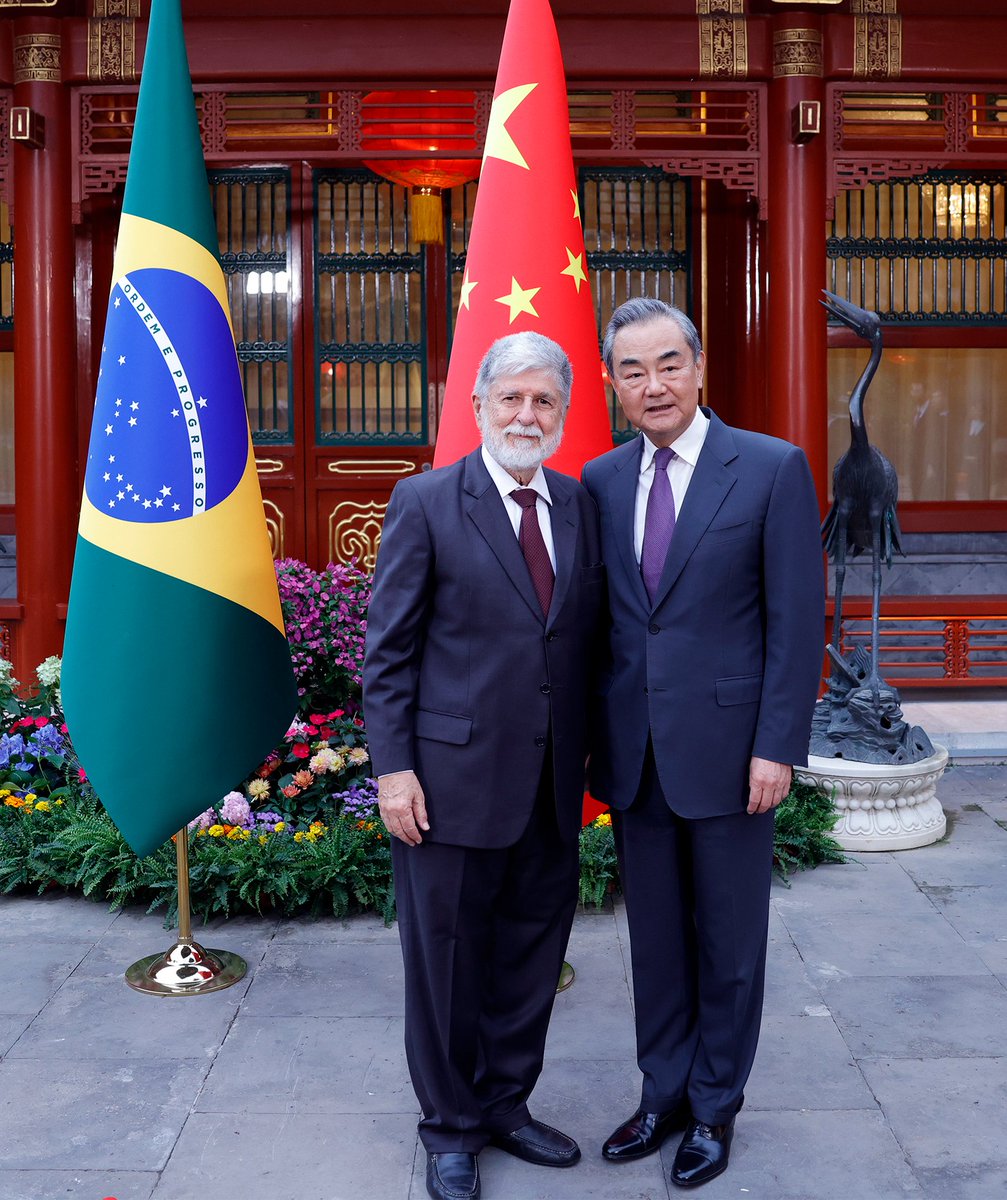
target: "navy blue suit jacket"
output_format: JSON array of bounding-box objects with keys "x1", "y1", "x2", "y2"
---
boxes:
[
  {"x1": 582, "y1": 409, "x2": 824, "y2": 818},
  {"x1": 363, "y1": 450, "x2": 604, "y2": 848}
]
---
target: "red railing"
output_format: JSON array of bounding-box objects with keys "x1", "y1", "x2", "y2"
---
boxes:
[{"x1": 829, "y1": 595, "x2": 1007, "y2": 687}]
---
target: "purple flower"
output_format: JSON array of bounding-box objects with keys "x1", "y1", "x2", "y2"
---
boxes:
[{"x1": 220, "y1": 791, "x2": 252, "y2": 827}]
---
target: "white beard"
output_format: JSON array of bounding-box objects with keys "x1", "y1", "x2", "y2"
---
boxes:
[{"x1": 478, "y1": 416, "x2": 564, "y2": 473}]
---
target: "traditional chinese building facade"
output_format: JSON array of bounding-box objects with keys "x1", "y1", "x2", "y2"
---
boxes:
[{"x1": 0, "y1": 0, "x2": 1005, "y2": 685}]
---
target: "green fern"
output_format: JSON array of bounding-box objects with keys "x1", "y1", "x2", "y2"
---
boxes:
[{"x1": 773, "y1": 779, "x2": 846, "y2": 885}]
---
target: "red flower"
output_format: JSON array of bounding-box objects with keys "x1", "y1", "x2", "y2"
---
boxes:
[
  {"x1": 60, "y1": 724, "x2": 68, "y2": 734},
  {"x1": 331, "y1": 710, "x2": 345, "y2": 719},
  {"x1": 309, "y1": 714, "x2": 327, "y2": 726},
  {"x1": 291, "y1": 743, "x2": 311, "y2": 759},
  {"x1": 34, "y1": 716, "x2": 49, "y2": 727},
  {"x1": 78, "y1": 767, "x2": 88, "y2": 781},
  {"x1": 257, "y1": 754, "x2": 281, "y2": 777},
  {"x1": 319, "y1": 726, "x2": 333, "y2": 738},
  {"x1": 282, "y1": 784, "x2": 301, "y2": 798}
]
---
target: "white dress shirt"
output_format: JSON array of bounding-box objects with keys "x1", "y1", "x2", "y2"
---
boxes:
[
  {"x1": 481, "y1": 445, "x2": 557, "y2": 571},
  {"x1": 633, "y1": 408, "x2": 710, "y2": 563}
]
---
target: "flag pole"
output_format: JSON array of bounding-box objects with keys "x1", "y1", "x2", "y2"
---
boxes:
[{"x1": 124, "y1": 826, "x2": 247, "y2": 996}]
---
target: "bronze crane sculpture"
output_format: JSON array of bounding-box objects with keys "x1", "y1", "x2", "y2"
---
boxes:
[{"x1": 819, "y1": 289, "x2": 903, "y2": 699}]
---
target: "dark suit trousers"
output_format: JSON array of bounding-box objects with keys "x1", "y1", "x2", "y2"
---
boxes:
[
  {"x1": 391, "y1": 765, "x2": 579, "y2": 1153},
  {"x1": 613, "y1": 746, "x2": 774, "y2": 1126}
]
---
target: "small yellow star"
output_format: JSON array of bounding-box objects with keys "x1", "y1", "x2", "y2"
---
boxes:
[
  {"x1": 460, "y1": 270, "x2": 478, "y2": 310},
  {"x1": 483, "y1": 83, "x2": 538, "y2": 170},
  {"x1": 560, "y1": 247, "x2": 588, "y2": 293},
  {"x1": 570, "y1": 189, "x2": 581, "y2": 220},
  {"x1": 495, "y1": 277, "x2": 540, "y2": 324}
]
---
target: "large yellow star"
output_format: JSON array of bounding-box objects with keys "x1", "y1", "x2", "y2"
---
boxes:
[
  {"x1": 570, "y1": 189, "x2": 581, "y2": 220},
  {"x1": 460, "y1": 269, "x2": 478, "y2": 310},
  {"x1": 560, "y1": 247, "x2": 588, "y2": 293},
  {"x1": 483, "y1": 83, "x2": 538, "y2": 170},
  {"x1": 495, "y1": 277, "x2": 540, "y2": 323}
]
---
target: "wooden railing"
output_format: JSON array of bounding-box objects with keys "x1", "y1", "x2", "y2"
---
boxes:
[{"x1": 829, "y1": 596, "x2": 1007, "y2": 687}]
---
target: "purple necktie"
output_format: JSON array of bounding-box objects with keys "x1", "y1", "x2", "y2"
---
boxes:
[
  {"x1": 511, "y1": 488, "x2": 554, "y2": 616},
  {"x1": 641, "y1": 446, "x2": 676, "y2": 603}
]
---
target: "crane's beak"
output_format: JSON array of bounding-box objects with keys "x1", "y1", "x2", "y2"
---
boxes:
[{"x1": 819, "y1": 289, "x2": 880, "y2": 339}]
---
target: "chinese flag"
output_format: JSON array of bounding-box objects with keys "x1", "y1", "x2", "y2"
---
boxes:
[{"x1": 433, "y1": 0, "x2": 613, "y2": 480}]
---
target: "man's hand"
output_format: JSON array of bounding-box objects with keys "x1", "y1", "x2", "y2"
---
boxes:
[
  {"x1": 747, "y1": 757, "x2": 792, "y2": 815},
  {"x1": 378, "y1": 770, "x2": 430, "y2": 845}
]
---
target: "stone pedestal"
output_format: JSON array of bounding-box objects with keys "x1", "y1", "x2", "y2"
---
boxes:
[{"x1": 795, "y1": 745, "x2": 948, "y2": 852}]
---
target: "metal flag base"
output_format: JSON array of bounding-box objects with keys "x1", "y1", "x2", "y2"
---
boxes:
[
  {"x1": 557, "y1": 960, "x2": 575, "y2": 992},
  {"x1": 125, "y1": 940, "x2": 247, "y2": 996},
  {"x1": 125, "y1": 825, "x2": 247, "y2": 996}
]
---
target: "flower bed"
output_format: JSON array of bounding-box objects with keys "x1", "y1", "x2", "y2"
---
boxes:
[{"x1": 0, "y1": 559, "x2": 843, "y2": 924}]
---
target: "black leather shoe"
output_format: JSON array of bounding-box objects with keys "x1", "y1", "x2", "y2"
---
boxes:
[
  {"x1": 489, "y1": 1118, "x2": 581, "y2": 1167},
  {"x1": 670, "y1": 1118, "x2": 735, "y2": 1188},
  {"x1": 602, "y1": 1106, "x2": 690, "y2": 1162},
  {"x1": 426, "y1": 1151, "x2": 480, "y2": 1200}
]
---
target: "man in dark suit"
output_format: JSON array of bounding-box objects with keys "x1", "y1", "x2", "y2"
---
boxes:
[
  {"x1": 363, "y1": 331, "x2": 604, "y2": 1200},
  {"x1": 583, "y1": 299, "x2": 823, "y2": 1188}
]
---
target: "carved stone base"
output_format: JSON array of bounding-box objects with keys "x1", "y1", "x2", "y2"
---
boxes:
[{"x1": 795, "y1": 745, "x2": 948, "y2": 852}]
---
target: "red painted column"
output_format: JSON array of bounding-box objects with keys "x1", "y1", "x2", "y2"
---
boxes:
[
  {"x1": 765, "y1": 13, "x2": 829, "y2": 505},
  {"x1": 11, "y1": 18, "x2": 77, "y2": 675}
]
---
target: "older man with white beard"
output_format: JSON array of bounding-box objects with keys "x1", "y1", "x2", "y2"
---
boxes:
[{"x1": 364, "y1": 331, "x2": 604, "y2": 1200}]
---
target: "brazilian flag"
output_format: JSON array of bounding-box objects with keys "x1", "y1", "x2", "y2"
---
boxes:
[{"x1": 61, "y1": 0, "x2": 297, "y2": 858}]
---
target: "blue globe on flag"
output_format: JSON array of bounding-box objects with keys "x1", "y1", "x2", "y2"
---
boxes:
[{"x1": 84, "y1": 267, "x2": 249, "y2": 524}]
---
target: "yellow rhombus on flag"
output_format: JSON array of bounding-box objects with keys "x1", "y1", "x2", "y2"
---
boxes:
[{"x1": 61, "y1": 0, "x2": 297, "y2": 858}]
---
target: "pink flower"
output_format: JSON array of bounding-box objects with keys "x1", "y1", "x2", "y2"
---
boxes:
[{"x1": 292, "y1": 743, "x2": 310, "y2": 759}]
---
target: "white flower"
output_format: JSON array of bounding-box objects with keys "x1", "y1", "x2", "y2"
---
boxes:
[
  {"x1": 0, "y1": 658, "x2": 20, "y2": 692},
  {"x1": 347, "y1": 747, "x2": 370, "y2": 765},
  {"x1": 36, "y1": 656, "x2": 62, "y2": 688},
  {"x1": 309, "y1": 747, "x2": 341, "y2": 774}
]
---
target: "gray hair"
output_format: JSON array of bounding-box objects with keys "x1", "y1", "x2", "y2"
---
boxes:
[
  {"x1": 473, "y1": 331, "x2": 573, "y2": 409},
  {"x1": 601, "y1": 299, "x2": 702, "y2": 374}
]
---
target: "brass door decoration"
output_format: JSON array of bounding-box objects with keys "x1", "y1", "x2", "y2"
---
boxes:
[
  {"x1": 329, "y1": 500, "x2": 388, "y2": 572},
  {"x1": 262, "y1": 499, "x2": 286, "y2": 560}
]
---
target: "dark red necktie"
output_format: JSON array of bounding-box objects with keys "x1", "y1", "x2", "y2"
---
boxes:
[{"x1": 511, "y1": 488, "x2": 554, "y2": 616}]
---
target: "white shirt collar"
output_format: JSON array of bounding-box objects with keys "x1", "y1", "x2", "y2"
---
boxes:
[
  {"x1": 481, "y1": 445, "x2": 552, "y2": 505},
  {"x1": 639, "y1": 407, "x2": 709, "y2": 473}
]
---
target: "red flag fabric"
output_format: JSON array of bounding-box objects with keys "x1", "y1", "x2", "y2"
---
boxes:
[{"x1": 433, "y1": 0, "x2": 613, "y2": 477}]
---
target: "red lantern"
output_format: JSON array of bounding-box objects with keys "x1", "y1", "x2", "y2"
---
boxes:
[{"x1": 361, "y1": 90, "x2": 481, "y2": 244}]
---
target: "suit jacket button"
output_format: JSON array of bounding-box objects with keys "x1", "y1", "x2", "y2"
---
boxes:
[
  {"x1": 540, "y1": 683, "x2": 551, "y2": 694},
  {"x1": 648, "y1": 623, "x2": 660, "y2": 634},
  {"x1": 644, "y1": 686, "x2": 649, "y2": 694},
  {"x1": 546, "y1": 632, "x2": 558, "y2": 642},
  {"x1": 534, "y1": 735, "x2": 547, "y2": 748}
]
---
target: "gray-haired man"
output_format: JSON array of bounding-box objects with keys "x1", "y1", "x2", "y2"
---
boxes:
[{"x1": 364, "y1": 331, "x2": 604, "y2": 1200}]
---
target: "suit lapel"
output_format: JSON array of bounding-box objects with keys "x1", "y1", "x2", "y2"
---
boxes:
[
  {"x1": 463, "y1": 450, "x2": 546, "y2": 623},
  {"x1": 651, "y1": 410, "x2": 738, "y2": 609},
  {"x1": 606, "y1": 438, "x2": 651, "y2": 612},
  {"x1": 545, "y1": 472, "x2": 578, "y2": 628}
]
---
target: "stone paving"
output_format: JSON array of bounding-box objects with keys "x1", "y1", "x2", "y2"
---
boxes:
[{"x1": 1, "y1": 762, "x2": 1006, "y2": 1200}]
